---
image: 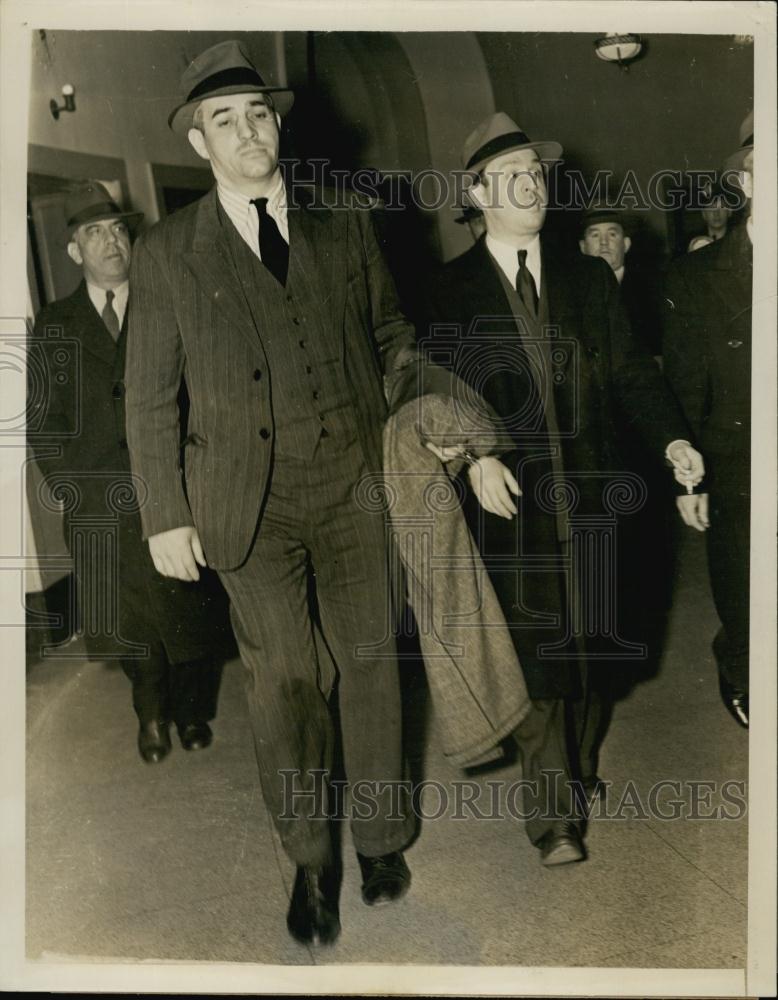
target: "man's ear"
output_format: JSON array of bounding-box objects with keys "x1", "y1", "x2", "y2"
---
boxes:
[
  {"x1": 66, "y1": 240, "x2": 83, "y2": 267},
  {"x1": 275, "y1": 110, "x2": 282, "y2": 131},
  {"x1": 740, "y1": 168, "x2": 753, "y2": 202},
  {"x1": 188, "y1": 127, "x2": 210, "y2": 161},
  {"x1": 623, "y1": 236, "x2": 632, "y2": 255},
  {"x1": 578, "y1": 239, "x2": 587, "y2": 255}
]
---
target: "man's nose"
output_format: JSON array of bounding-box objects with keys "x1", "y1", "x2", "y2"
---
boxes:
[{"x1": 236, "y1": 114, "x2": 257, "y2": 139}]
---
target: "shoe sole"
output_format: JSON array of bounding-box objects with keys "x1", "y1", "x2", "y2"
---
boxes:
[{"x1": 541, "y1": 844, "x2": 586, "y2": 867}]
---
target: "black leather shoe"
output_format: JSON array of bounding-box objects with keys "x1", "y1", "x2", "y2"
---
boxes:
[
  {"x1": 537, "y1": 821, "x2": 586, "y2": 867},
  {"x1": 719, "y1": 677, "x2": 749, "y2": 728},
  {"x1": 286, "y1": 865, "x2": 341, "y2": 946},
  {"x1": 357, "y1": 851, "x2": 411, "y2": 906},
  {"x1": 177, "y1": 721, "x2": 213, "y2": 751},
  {"x1": 138, "y1": 720, "x2": 171, "y2": 764}
]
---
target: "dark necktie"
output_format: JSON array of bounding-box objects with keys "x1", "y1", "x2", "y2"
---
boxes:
[
  {"x1": 516, "y1": 249, "x2": 539, "y2": 318},
  {"x1": 251, "y1": 197, "x2": 289, "y2": 286},
  {"x1": 102, "y1": 289, "x2": 120, "y2": 341}
]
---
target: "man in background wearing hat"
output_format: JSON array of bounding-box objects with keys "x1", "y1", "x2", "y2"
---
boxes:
[
  {"x1": 28, "y1": 181, "x2": 226, "y2": 764},
  {"x1": 421, "y1": 112, "x2": 703, "y2": 865},
  {"x1": 124, "y1": 41, "x2": 416, "y2": 945},
  {"x1": 578, "y1": 206, "x2": 663, "y2": 356},
  {"x1": 663, "y1": 112, "x2": 754, "y2": 729},
  {"x1": 687, "y1": 179, "x2": 734, "y2": 253}
]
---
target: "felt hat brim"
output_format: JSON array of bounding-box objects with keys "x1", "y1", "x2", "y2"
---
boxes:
[
  {"x1": 67, "y1": 209, "x2": 144, "y2": 241},
  {"x1": 169, "y1": 85, "x2": 294, "y2": 134},
  {"x1": 468, "y1": 138, "x2": 563, "y2": 176}
]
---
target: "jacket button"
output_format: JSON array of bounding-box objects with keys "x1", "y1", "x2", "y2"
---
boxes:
[
  {"x1": 112, "y1": 383, "x2": 125, "y2": 399},
  {"x1": 253, "y1": 369, "x2": 262, "y2": 381},
  {"x1": 292, "y1": 317, "x2": 300, "y2": 326},
  {"x1": 259, "y1": 427, "x2": 270, "y2": 440},
  {"x1": 734, "y1": 420, "x2": 743, "y2": 427},
  {"x1": 727, "y1": 340, "x2": 743, "y2": 348},
  {"x1": 118, "y1": 437, "x2": 128, "y2": 449}
]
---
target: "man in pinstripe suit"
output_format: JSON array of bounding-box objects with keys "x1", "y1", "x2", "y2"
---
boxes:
[{"x1": 124, "y1": 41, "x2": 415, "y2": 946}]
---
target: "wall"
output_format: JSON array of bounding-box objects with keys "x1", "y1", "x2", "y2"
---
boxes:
[
  {"x1": 477, "y1": 32, "x2": 754, "y2": 250},
  {"x1": 29, "y1": 30, "x2": 283, "y2": 223},
  {"x1": 28, "y1": 30, "x2": 754, "y2": 260}
]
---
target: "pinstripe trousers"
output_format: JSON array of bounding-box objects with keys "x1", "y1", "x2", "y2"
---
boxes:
[{"x1": 219, "y1": 430, "x2": 414, "y2": 867}]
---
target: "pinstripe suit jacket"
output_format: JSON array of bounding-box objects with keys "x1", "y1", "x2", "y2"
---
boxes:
[{"x1": 124, "y1": 186, "x2": 417, "y2": 570}]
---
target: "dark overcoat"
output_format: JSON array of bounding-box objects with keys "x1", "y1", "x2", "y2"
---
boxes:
[
  {"x1": 28, "y1": 281, "x2": 231, "y2": 662},
  {"x1": 663, "y1": 223, "x2": 752, "y2": 676},
  {"x1": 420, "y1": 236, "x2": 691, "y2": 698}
]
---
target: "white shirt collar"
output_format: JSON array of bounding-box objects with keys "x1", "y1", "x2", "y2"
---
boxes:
[
  {"x1": 613, "y1": 264, "x2": 625, "y2": 285},
  {"x1": 216, "y1": 172, "x2": 289, "y2": 255},
  {"x1": 746, "y1": 217, "x2": 753, "y2": 244},
  {"x1": 485, "y1": 232, "x2": 542, "y2": 293}
]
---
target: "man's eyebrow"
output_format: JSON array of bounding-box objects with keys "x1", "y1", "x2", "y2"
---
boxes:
[{"x1": 209, "y1": 105, "x2": 235, "y2": 118}]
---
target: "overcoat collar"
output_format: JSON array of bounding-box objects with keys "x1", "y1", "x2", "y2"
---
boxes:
[
  {"x1": 457, "y1": 235, "x2": 577, "y2": 371},
  {"x1": 66, "y1": 280, "x2": 123, "y2": 369}
]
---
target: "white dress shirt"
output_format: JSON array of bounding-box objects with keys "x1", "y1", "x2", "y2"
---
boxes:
[
  {"x1": 486, "y1": 232, "x2": 542, "y2": 297},
  {"x1": 217, "y1": 172, "x2": 289, "y2": 261},
  {"x1": 87, "y1": 280, "x2": 129, "y2": 328}
]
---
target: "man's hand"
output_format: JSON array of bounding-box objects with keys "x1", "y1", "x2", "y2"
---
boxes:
[
  {"x1": 676, "y1": 492, "x2": 710, "y2": 532},
  {"x1": 666, "y1": 440, "x2": 705, "y2": 492},
  {"x1": 148, "y1": 526, "x2": 206, "y2": 582},
  {"x1": 468, "y1": 457, "x2": 521, "y2": 519}
]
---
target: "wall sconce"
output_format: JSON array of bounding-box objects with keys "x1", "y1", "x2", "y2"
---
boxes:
[
  {"x1": 594, "y1": 33, "x2": 643, "y2": 70},
  {"x1": 50, "y1": 84, "x2": 76, "y2": 120}
]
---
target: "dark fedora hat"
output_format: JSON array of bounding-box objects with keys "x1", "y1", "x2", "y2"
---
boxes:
[
  {"x1": 461, "y1": 111, "x2": 563, "y2": 174},
  {"x1": 169, "y1": 39, "x2": 294, "y2": 134},
  {"x1": 724, "y1": 109, "x2": 753, "y2": 172},
  {"x1": 64, "y1": 180, "x2": 143, "y2": 237},
  {"x1": 579, "y1": 205, "x2": 629, "y2": 236}
]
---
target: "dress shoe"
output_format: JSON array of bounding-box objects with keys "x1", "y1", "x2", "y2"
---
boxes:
[
  {"x1": 177, "y1": 721, "x2": 213, "y2": 751},
  {"x1": 537, "y1": 820, "x2": 586, "y2": 867},
  {"x1": 719, "y1": 677, "x2": 749, "y2": 728},
  {"x1": 286, "y1": 864, "x2": 341, "y2": 946},
  {"x1": 137, "y1": 720, "x2": 171, "y2": 764},
  {"x1": 357, "y1": 851, "x2": 411, "y2": 906}
]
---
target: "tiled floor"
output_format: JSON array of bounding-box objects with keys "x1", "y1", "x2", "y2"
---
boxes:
[{"x1": 26, "y1": 529, "x2": 748, "y2": 968}]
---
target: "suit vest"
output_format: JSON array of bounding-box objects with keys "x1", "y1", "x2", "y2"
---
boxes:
[{"x1": 221, "y1": 205, "x2": 357, "y2": 460}]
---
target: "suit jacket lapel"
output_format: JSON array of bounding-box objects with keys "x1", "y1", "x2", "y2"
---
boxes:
[
  {"x1": 182, "y1": 188, "x2": 264, "y2": 355},
  {"x1": 71, "y1": 281, "x2": 118, "y2": 367},
  {"x1": 290, "y1": 188, "x2": 342, "y2": 331},
  {"x1": 461, "y1": 240, "x2": 519, "y2": 339}
]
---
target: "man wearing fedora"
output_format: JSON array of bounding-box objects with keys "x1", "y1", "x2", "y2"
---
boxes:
[
  {"x1": 663, "y1": 112, "x2": 755, "y2": 729},
  {"x1": 28, "y1": 181, "x2": 226, "y2": 764},
  {"x1": 578, "y1": 206, "x2": 663, "y2": 356},
  {"x1": 420, "y1": 112, "x2": 704, "y2": 864},
  {"x1": 124, "y1": 40, "x2": 416, "y2": 945}
]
